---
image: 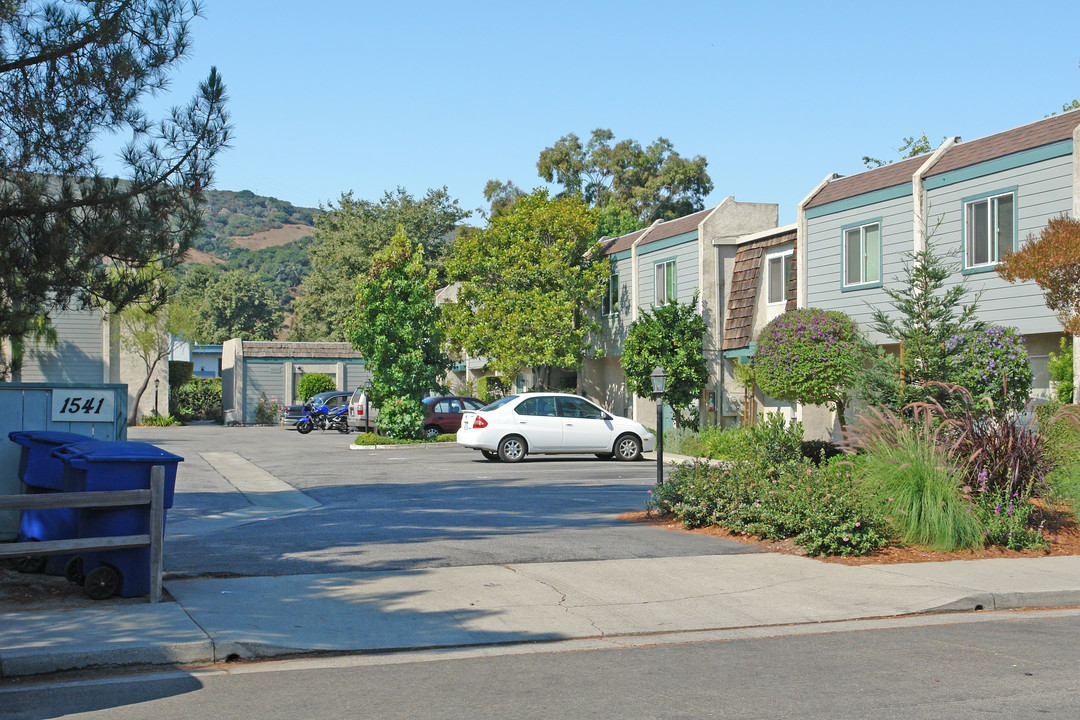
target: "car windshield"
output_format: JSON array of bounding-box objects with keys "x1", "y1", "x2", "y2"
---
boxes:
[{"x1": 480, "y1": 395, "x2": 518, "y2": 412}]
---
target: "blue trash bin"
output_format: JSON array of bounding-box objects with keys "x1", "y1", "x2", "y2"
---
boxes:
[
  {"x1": 53, "y1": 441, "x2": 183, "y2": 599},
  {"x1": 7, "y1": 430, "x2": 97, "y2": 575}
]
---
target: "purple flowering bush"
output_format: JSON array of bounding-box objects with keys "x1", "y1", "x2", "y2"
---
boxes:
[
  {"x1": 754, "y1": 308, "x2": 867, "y2": 428},
  {"x1": 945, "y1": 325, "x2": 1032, "y2": 409}
]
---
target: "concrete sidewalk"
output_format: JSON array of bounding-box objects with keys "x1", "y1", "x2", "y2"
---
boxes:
[{"x1": 4, "y1": 552, "x2": 1080, "y2": 678}]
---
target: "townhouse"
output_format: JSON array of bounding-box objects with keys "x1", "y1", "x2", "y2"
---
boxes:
[
  {"x1": 583, "y1": 197, "x2": 795, "y2": 428},
  {"x1": 797, "y1": 110, "x2": 1080, "y2": 436}
]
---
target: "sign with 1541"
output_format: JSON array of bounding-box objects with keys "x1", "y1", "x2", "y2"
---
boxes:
[{"x1": 51, "y1": 389, "x2": 115, "y2": 423}]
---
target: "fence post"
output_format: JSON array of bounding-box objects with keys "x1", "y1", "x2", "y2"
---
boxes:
[{"x1": 149, "y1": 465, "x2": 164, "y2": 604}]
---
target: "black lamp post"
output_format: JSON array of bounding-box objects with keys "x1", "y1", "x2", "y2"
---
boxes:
[
  {"x1": 650, "y1": 365, "x2": 668, "y2": 485},
  {"x1": 154, "y1": 378, "x2": 160, "y2": 416}
]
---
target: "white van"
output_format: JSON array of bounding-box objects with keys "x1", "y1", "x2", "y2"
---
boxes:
[{"x1": 347, "y1": 387, "x2": 379, "y2": 431}]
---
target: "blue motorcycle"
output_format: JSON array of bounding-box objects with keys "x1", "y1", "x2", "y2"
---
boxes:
[{"x1": 296, "y1": 401, "x2": 350, "y2": 434}]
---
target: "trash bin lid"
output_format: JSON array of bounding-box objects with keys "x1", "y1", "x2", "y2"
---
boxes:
[
  {"x1": 8, "y1": 430, "x2": 95, "y2": 448},
  {"x1": 52, "y1": 440, "x2": 184, "y2": 464}
]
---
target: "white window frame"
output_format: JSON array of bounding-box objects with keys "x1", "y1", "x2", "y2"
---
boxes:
[
  {"x1": 603, "y1": 271, "x2": 620, "y2": 315},
  {"x1": 842, "y1": 220, "x2": 881, "y2": 289},
  {"x1": 654, "y1": 260, "x2": 677, "y2": 305},
  {"x1": 964, "y1": 190, "x2": 1016, "y2": 271},
  {"x1": 765, "y1": 248, "x2": 793, "y2": 306}
]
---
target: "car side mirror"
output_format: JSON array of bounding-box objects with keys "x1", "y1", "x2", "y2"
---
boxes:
[{"x1": 602, "y1": 413, "x2": 613, "y2": 421}]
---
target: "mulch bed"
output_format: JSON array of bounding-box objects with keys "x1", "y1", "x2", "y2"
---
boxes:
[{"x1": 619, "y1": 502, "x2": 1080, "y2": 565}]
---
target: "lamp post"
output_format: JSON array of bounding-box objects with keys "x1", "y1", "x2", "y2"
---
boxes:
[
  {"x1": 154, "y1": 378, "x2": 160, "y2": 417},
  {"x1": 650, "y1": 365, "x2": 668, "y2": 486}
]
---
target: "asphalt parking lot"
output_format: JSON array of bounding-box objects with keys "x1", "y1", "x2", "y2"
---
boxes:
[{"x1": 129, "y1": 425, "x2": 758, "y2": 579}]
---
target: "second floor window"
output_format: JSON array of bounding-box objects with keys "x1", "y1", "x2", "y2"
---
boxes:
[
  {"x1": 766, "y1": 249, "x2": 793, "y2": 305},
  {"x1": 843, "y1": 221, "x2": 881, "y2": 288},
  {"x1": 965, "y1": 191, "x2": 1015, "y2": 269},
  {"x1": 602, "y1": 272, "x2": 619, "y2": 315},
  {"x1": 655, "y1": 260, "x2": 677, "y2": 304}
]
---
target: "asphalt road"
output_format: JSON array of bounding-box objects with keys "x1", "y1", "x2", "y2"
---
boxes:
[
  {"x1": 6, "y1": 610, "x2": 1079, "y2": 719},
  {"x1": 129, "y1": 426, "x2": 757, "y2": 579}
]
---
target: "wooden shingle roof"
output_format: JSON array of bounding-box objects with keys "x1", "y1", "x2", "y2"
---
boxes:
[{"x1": 723, "y1": 229, "x2": 797, "y2": 351}]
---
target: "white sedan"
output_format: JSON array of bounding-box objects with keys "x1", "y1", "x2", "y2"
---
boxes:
[{"x1": 457, "y1": 393, "x2": 656, "y2": 462}]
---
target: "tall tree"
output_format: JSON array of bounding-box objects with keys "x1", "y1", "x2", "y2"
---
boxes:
[
  {"x1": 620, "y1": 294, "x2": 708, "y2": 428},
  {"x1": 859, "y1": 241, "x2": 985, "y2": 412},
  {"x1": 536, "y1": 129, "x2": 713, "y2": 228},
  {"x1": 350, "y1": 230, "x2": 448, "y2": 438},
  {"x1": 173, "y1": 267, "x2": 282, "y2": 343},
  {"x1": 442, "y1": 189, "x2": 605, "y2": 385},
  {"x1": 997, "y1": 214, "x2": 1080, "y2": 403},
  {"x1": 291, "y1": 187, "x2": 468, "y2": 341},
  {"x1": 0, "y1": 0, "x2": 231, "y2": 377}
]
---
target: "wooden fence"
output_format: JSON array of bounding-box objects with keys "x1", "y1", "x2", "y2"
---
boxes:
[{"x1": 0, "y1": 466, "x2": 166, "y2": 603}]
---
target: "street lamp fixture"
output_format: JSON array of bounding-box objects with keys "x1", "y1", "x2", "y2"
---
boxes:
[
  {"x1": 650, "y1": 366, "x2": 668, "y2": 485},
  {"x1": 154, "y1": 377, "x2": 160, "y2": 417}
]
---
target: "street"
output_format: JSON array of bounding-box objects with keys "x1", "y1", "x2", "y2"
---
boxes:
[
  {"x1": 4, "y1": 609, "x2": 1079, "y2": 719},
  {"x1": 131, "y1": 426, "x2": 757, "y2": 579}
]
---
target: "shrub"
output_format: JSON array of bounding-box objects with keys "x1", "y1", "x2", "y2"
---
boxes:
[
  {"x1": 297, "y1": 373, "x2": 335, "y2": 402},
  {"x1": 1047, "y1": 337, "x2": 1074, "y2": 403},
  {"x1": 945, "y1": 326, "x2": 1032, "y2": 408},
  {"x1": 377, "y1": 395, "x2": 426, "y2": 440},
  {"x1": 748, "y1": 412, "x2": 803, "y2": 467},
  {"x1": 678, "y1": 425, "x2": 755, "y2": 461},
  {"x1": 168, "y1": 360, "x2": 193, "y2": 389},
  {"x1": 649, "y1": 456, "x2": 888, "y2": 556},
  {"x1": 171, "y1": 378, "x2": 222, "y2": 421},
  {"x1": 141, "y1": 414, "x2": 179, "y2": 427},
  {"x1": 254, "y1": 393, "x2": 282, "y2": 425},
  {"x1": 801, "y1": 440, "x2": 842, "y2": 465},
  {"x1": 754, "y1": 308, "x2": 867, "y2": 428},
  {"x1": 477, "y1": 375, "x2": 508, "y2": 403},
  {"x1": 969, "y1": 469, "x2": 1047, "y2": 550}
]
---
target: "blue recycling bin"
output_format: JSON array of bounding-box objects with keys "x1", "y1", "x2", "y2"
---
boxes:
[
  {"x1": 53, "y1": 440, "x2": 183, "y2": 598},
  {"x1": 7, "y1": 430, "x2": 97, "y2": 575}
]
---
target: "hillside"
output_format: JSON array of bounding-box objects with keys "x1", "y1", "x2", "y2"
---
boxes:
[{"x1": 194, "y1": 189, "x2": 320, "y2": 259}]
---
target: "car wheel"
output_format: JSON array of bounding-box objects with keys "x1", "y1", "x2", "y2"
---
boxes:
[
  {"x1": 424, "y1": 425, "x2": 440, "y2": 439},
  {"x1": 481, "y1": 450, "x2": 500, "y2": 461},
  {"x1": 498, "y1": 435, "x2": 527, "y2": 463},
  {"x1": 614, "y1": 434, "x2": 642, "y2": 461}
]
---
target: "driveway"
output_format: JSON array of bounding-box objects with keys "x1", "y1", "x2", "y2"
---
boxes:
[{"x1": 130, "y1": 426, "x2": 758, "y2": 579}]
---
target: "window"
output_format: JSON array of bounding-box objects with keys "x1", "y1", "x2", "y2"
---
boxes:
[
  {"x1": 602, "y1": 272, "x2": 620, "y2": 315},
  {"x1": 515, "y1": 396, "x2": 557, "y2": 417},
  {"x1": 766, "y1": 249, "x2": 793, "y2": 305},
  {"x1": 965, "y1": 190, "x2": 1015, "y2": 270},
  {"x1": 655, "y1": 260, "x2": 677, "y2": 304},
  {"x1": 843, "y1": 221, "x2": 881, "y2": 288},
  {"x1": 556, "y1": 396, "x2": 604, "y2": 419}
]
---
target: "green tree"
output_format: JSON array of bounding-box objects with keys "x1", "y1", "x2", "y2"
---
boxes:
[
  {"x1": 862, "y1": 132, "x2": 940, "y2": 169},
  {"x1": 117, "y1": 296, "x2": 179, "y2": 425},
  {"x1": 754, "y1": 308, "x2": 868, "y2": 431},
  {"x1": 859, "y1": 241, "x2": 985, "y2": 412},
  {"x1": 350, "y1": 230, "x2": 449, "y2": 438},
  {"x1": 442, "y1": 190, "x2": 605, "y2": 386},
  {"x1": 291, "y1": 187, "x2": 469, "y2": 341},
  {"x1": 0, "y1": 1, "x2": 231, "y2": 377},
  {"x1": 536, "y1": 128, "x2": 713, "y2": 227},
  {"x1": 621, "y1": 294, "x2": 708, "y2": 427},
  {"x1": 174, "y1": 268, "x2": 282, "y2": 343},
  {"x1": 997, "y1": 214, "x2": 1080, "y2": 403}
]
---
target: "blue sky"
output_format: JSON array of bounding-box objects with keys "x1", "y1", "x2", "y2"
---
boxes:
[{"x1": 109, "y1": 0, "x2": 1080, "y2": 225}]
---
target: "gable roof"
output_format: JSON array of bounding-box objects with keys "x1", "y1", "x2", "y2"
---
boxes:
[
  {"x1": 804, "y1": 110, "x2": 1080, "y2": 210},
  {"x1": 602, "y1": 207, "x2": 713, "y2": 256}
]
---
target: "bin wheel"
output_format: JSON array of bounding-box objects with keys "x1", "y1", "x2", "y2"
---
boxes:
[
  {"x1": 84, "y1": 565, "x2": 121, "y2": 600},
  {"x1": 65, "y1": 557, "x2": 85, "y2": 585},
  {"x1": 13, "y1": 555, "x2": 47, "y2": 573}
]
